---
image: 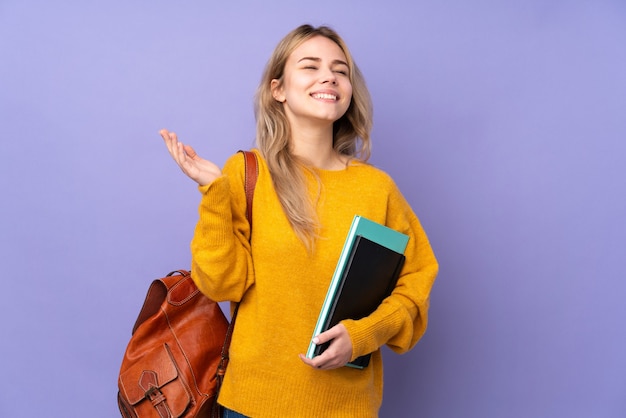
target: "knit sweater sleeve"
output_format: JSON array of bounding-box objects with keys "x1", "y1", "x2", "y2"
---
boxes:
[
  {"x1": 189, "y1": 152, "x2": 254, "y2": 302},
  {"x1": 341, "y1": 179, "x2": 439, "y2": 360}
]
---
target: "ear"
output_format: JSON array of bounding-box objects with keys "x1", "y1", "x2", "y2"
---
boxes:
[{"x1": 271, "y1": 79, "x2": 285, "y2": 103}]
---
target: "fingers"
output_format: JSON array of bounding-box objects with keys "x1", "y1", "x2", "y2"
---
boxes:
[
  {"x1": 298, "y1": 350, "x2": 344, "y2": 370},
  {"x1": 160, "y1": 128, "x2": 177, "y2": 156},
  {"x1": 312, "y1": 325, "x2": 341, "y2": 346},
  {"x1": 158, "y1": 129, "x2": 223, "y2": 186},
  {"x1": 160, "y1": 128, "x2": 175, "y2": 151},
  {"x1": 160, "y1": 129, "x2": 188, "y2": 166},
  {"x1": 299, "y1": 324, "x2": 353, "y2": 370},
  {"x1": 298, "y1": 353, "x2": 335, "y2": 370},
  {"x1": 299, "y1": 354, "x2": 321, "y2": 368},
  {"x1": 160, "y1": 129, "x2": 182, "y2": 153}
]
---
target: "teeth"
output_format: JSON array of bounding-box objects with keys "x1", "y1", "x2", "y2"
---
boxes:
[{"x1": 312, "y1": 93, "x2": 337, "y2": 100}]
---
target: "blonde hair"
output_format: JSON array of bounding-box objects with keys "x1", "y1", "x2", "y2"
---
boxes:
[{"x1": 255, "y1": 24, "x2": 373, "y2": 248}]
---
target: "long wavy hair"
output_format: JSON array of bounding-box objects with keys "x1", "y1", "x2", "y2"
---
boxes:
[{"x1": 255, "y1": 24, "x2": 373, "y2": 248}]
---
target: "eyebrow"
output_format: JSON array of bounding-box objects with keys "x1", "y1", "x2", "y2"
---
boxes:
[{"x1": 297, "y1": 57, "x2": 349, "y2": 67}]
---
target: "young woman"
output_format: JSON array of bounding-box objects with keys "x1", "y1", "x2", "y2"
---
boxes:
[{"x1": 161, "y1": 24, "x2": 438, "y2": 418}]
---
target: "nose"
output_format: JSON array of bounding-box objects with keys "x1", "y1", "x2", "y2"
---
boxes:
[{"x1": 320, "y1": 68, "x2": 337, "y2": 85}]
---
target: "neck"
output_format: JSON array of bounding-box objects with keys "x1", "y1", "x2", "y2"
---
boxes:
[
  {"x1": 291, "y1": 130, "x2": 346, "y2": 170},
  {"x1": 288, "y1": 120, "x2": 347, "y2": 170}
]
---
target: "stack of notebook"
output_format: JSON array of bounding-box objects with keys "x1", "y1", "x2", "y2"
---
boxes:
[{"x1": 306, "y1": 215, "x2": 409, "y2": 369}]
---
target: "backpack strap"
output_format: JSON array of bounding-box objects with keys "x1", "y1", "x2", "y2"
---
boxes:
[
  {"x1": 231, "y1": 149, "x2": 258, "y2": 320},
  {"x1": 214, "y1": 150, "x2": 258, "y2": 409},
  {"x1": 240, "y1": 150, "x2": 259, "y2": 225}
]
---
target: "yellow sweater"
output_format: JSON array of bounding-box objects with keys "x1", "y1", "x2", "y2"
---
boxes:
[{"x1": 190, "y1": 150, "x2": 438, "y2": 418}]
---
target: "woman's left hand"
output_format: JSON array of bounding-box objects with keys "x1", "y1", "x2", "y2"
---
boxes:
[{"x1": 299, "y1": 323, "x2": 353, "y2": 370}]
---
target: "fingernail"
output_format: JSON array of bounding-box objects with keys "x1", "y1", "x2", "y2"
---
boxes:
[{"x1": 312, "y1": 337, "x2": 319, "y2": 344}]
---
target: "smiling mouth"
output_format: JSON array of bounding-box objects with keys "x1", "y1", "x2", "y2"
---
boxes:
[{"x1": 311, "y1": 93, "x2": 338, "y2": 100}]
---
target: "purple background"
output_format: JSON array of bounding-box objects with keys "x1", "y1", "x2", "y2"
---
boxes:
[{"x1": 1, "y1": 1, "x2": 625, "y2": 417}]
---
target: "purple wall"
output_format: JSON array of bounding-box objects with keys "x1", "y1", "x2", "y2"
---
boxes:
[{"x1": 1, "y1": 1, "x2": 625, "y2": 417}]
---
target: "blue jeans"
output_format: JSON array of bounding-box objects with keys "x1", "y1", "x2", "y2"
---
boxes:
[{"x1": 222, "y1": 406, "x2": 249, "y2": 418}]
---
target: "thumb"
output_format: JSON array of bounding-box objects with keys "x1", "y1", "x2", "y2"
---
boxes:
[{"x1": 183, "y1": 144, "x2": 198, "y2": 159}]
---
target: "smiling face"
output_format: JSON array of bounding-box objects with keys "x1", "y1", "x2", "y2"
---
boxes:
[{"x1": 271, "y1": 35, "x2": 353, "y2": 130}]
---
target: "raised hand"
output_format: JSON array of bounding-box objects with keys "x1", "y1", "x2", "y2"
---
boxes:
[{"x1": 160, "y1": 129, "x2": 222, "y2": 186}]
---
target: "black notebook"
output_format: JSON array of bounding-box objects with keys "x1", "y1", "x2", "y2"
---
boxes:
[{"x1": 312, "y1": 235, "x2": 406, "y2": 368}]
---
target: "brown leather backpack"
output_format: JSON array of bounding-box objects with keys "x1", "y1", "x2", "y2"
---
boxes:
[{"x1": 117, "y1": 151, "x2": 258, "y2": 418}]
